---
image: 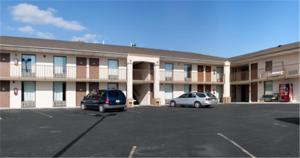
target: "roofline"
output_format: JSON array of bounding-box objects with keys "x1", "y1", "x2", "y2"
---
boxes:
[
  {"x1": 228, "y1": 42, "x2": 300, "y2": 62},
  {"x1": 0, "y1": 36, "x2": 226, "y2": 61}
]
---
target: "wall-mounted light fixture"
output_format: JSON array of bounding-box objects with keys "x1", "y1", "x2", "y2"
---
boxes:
[{"x1": 14, "y1": 54, "x2": 19, "y2": 66}]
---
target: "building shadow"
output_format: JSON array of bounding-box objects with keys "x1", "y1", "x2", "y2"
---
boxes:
[{"x1": 276, "y1": 117, "x2": 299, "y2": 125}]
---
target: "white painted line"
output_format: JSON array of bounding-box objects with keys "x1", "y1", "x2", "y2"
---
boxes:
[
  {"x1": 217, "y1": 133, "x2": 256, "y2": 158},
  {"x1": 273, "y1": 122, "x2": 288, "y2": 128},
  {"x1": 128, "y1": 145, "x2": 137, "y2": 158},
  {"x1": 33, "y1": 111, "x2": 53, "y2": 118}
]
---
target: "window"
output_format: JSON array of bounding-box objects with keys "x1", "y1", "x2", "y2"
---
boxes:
[
  {"x1": 54, "y1": 56, "x2": 67, "y2": 77},
  {"x1": 164, "y1": 84, "x2": 173, "y2": 101},
  {"x1": 179, "y1": 93, "x2": 189, "y2": 98},
  {"x1": 22, "y1": 55, "x2": 36, "y2": 76},
  {"x1": 264, "y1": 81, "x2": 273, "y2": 95},
  {"x1": 107, "y1": 83, "x2": 118, "y2": 90},
  {"x1": 184, "y1": 64, "x2": 192, "y2": 78},
  {"x1": 53, "y1": 82, "x2": 66, "y2": 101},
  {"x1": 165, "y1": 63, "x2": 173, "y2": 78},
  {"x1": 188, "y1": 93, "x2": 196, "y2": 98},
  {"x1": 196, "y1": 93, "x2": 206, "y2": 98},
  {"x1": 265, "y1": 61, "x2": 272, "y2": 72},
  {"x1": 22, "y1": 81, "x2": 36, "y2": 102},
  {"x1": 108, "y1": 59, "x2": 118, "y2": 76},
  {"x1": 184, "y1": 84, "x2": 192, "y2": 93}
]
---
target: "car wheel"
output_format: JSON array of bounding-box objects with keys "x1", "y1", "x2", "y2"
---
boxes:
[
  {"x1": 99, "y1": 105, "x2": 105, "y2": 113},
  {"x1": 81, "y1": 103, "x2": 86, "y2": 110},
  {"x1": 170, "y1": 101, "x2": 176, "y2": 107},
  {"x1": 194, "y1": 102, "x2": 201, "y2": 108},
  {"x1": 120, "y1": 108, "x2": 125, "y2": 112}
]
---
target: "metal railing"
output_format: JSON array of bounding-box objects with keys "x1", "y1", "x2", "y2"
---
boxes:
[
  {"x1": 159, "y1": 70, "x2": 224, "y2": 83},
  {"x1": 257, "y1": 63, "x2": 299, "y2": 80},
  {"x1": 230, "y1": 71, "x2": 249, "y2": 81},
  {"x1": 5, "y1": 64, "x2": 127, "y2": 81}
]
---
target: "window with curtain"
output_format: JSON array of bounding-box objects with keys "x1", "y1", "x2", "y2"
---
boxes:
[
  {"x1": 164, "y1": 84, "x2": 173, "y2": 100},
  {"x1": 54, "y1": 56, "x2": 67, "y2": 76},
  {"x1": 165, "y1": 63, "x2": 173, "y2": 78},
  {"x1": 264, "y1": 81, "x2": 273, "y2": 95},
  {"x1": 107, "y1": 83, "x2": 118, "y2": 90},
  {"x1": 108, "y1": 59, "x2": 118, "y2": 76},
  {"x1": 21, "y1": 55, "x2": 36, "y2": 74},
  {"x1": 53, "y1": 82, "x2": 66, "y2": 101},
  {"x1": 22, "y1": 82, "x2": 36, "y2": 102},
  {"x1": 184, "y1": 64, "x2": 191, "y2": 78}
]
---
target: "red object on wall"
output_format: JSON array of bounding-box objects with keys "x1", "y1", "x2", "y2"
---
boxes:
[{"x1": 279, "y1": 84, "x2": 290, "y2": 102}]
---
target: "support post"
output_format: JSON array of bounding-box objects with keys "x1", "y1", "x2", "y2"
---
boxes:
[{"x1": 223, "y1": 61, "x2": 231, "y2": 103}]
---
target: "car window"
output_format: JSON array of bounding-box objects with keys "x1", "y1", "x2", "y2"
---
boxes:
[
  {"x1": 196, "y1": 93, "x2": 206, "y2": 98},
  {"x1": 188, "y1": 93, "x2": 196, "y2": 98},
  {"x1": 179, "y1": 93, "x2": 189, "y2": 98},
  {"x1": 206, "y1": 92, "x2": 216, "y2": 98},
  {"x1": 108, "y1": 90, "x2": 125, "y2": 99}
]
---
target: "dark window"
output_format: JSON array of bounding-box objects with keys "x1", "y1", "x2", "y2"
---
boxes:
[
  {"x1": 179, "y1": 93, "x2": 189, "y2": 98},
  {"x1": 89, "y1": 58, "x2": 99, "y2": 66},
  {"x1": 0, "y1": 53, "x2": 10, "y2": 62},
  {"x1": 76, "y1": 57, "x2": 87, "y2": 66},
  {"x1": 188, "y1": 93, "x2": 196, "y2": 98},
  {"x1": 265, "y1": 61, "x2": 272, "y2": 72},
  {"x1": 196, "y1": 93, "x2": 206, "y2": 98}
]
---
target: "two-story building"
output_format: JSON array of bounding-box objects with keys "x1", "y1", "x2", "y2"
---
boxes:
[{"x1": 0, "y1": 36, "x2": 299, "y2": 109}]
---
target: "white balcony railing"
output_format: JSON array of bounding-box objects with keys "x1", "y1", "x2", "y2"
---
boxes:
[{"x1": 5, "y1": 64, "x2": 127, "y2": 81}]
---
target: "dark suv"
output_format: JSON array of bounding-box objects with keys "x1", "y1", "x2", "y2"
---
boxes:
[{"x1": 80, "y1": 89, "x2": 126, "y2": 112}]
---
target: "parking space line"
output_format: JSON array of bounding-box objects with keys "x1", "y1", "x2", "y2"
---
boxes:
[
  {"x1": 273, "y1": 122, "x2": 288, "y2": 128},
  {"x1": 33, "y1": 111, "x2": 53, "y2": 119},
  {"x1": 128, "y1": 146, "x2": 137, "y2": 158},
  {"x1": 217, "y1": 133, "x2": 256, "y2": 158}
]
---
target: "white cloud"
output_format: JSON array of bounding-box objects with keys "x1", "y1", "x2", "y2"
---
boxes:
[
  {"x1": 11, "y1": 3, "x2": 85, "y2": 31},
  {"x1": 18, "y1": 25, "x2": 34, "y2": 33},
  {"x1": 18, "y1": 25, "x2": 53, "y2": 39},
  {"x1": 71, "y1": 34, "x2": 98, "y2": 43}
]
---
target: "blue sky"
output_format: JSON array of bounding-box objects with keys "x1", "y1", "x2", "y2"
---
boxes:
[{"x1": 1, "y1": 0, "x2": 299, "y2": 57}]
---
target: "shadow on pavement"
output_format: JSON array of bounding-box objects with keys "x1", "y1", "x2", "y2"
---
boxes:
[
  {"x1": 276, "y1": 117, "x2": 299, "y2": 125},
  {"x1": 53, "y1": 113, "x2": 116, "y2": 157}
]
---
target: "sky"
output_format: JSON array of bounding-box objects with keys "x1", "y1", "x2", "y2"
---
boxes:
[{"x1": 1, "y1": 0, "x2": 299, "y2": 57}]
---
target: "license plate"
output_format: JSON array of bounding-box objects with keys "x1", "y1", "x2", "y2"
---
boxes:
[{"x1": 116, "y1": 100, "x2": 120, "y2": 103}]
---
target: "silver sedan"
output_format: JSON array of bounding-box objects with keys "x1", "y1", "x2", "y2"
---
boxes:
[{"x1": 169, "y1": 92, "x2": 218, "y2": 108}]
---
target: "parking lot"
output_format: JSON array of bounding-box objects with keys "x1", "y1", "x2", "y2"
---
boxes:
[{"x1": 0, "y1": 104, "x2": 299, "y2": 157}]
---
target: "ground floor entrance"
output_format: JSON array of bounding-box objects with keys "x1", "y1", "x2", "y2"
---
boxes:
[
  {"x1": 133, "y1": 83, "x2": 154, "y2": 105},
  {"x1": 231, "y1": 84, "x2": 249, "y2": 102}
]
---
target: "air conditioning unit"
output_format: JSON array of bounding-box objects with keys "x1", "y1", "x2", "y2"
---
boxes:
[
  {"x1": 109, "y1": 75, "x2": 119, "y2": 80},
  {"x1": 165, "y1": 77, "x2": 173, "y2": 81}
]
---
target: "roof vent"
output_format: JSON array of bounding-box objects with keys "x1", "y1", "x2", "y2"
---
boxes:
[{"x1": 130, "y1": 42, "x2": 136, "y2": 47}]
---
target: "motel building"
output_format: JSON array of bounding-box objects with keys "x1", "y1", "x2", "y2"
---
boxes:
[{"x1": 0, "y1": 36, "x2": 299, "y2": 109}]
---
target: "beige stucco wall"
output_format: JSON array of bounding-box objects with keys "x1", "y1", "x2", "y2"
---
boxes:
[
  {"x1": 66, "y1": 82, "x2": 76, "y2": 107},
  {"x1": 36, "y1": 54, "x2": 53, "y2": 78},
  {"x1": 10, "y1": 81, "x2": 21, "y2": 108},
  {"x1": 257, "y1": 53, "x2": 299, "y2": 78},
  {"x1": 36, "y1": 81, "x2": 53, "y2": 108}
]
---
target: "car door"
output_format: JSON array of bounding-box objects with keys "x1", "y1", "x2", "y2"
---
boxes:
[
  {"x1": 176, "y1": 93, "x2": 189, "y2": 105},
  {"x1": 90, "y1": 93, "x2": 101, "y2": 107},
  {"x1": 186, "y1": 93, "x2": 196, "y2": 106}
]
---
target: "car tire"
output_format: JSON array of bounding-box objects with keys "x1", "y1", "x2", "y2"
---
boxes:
[
  {"x1": 194, "y1": 101, "x2": 201, "y2": 108},
  {"x1": 120, "y1": 107, "x2": 125, "y2": 112},
  {"x1": 99, "y1": 105, "x2": 105, "y2": 113},
  {"x1": 170, "y1": 101, "x2": 176, "y2": 107},
  {"x1": 81, "y1": 103, "x2": 86, "y2": 110}
]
